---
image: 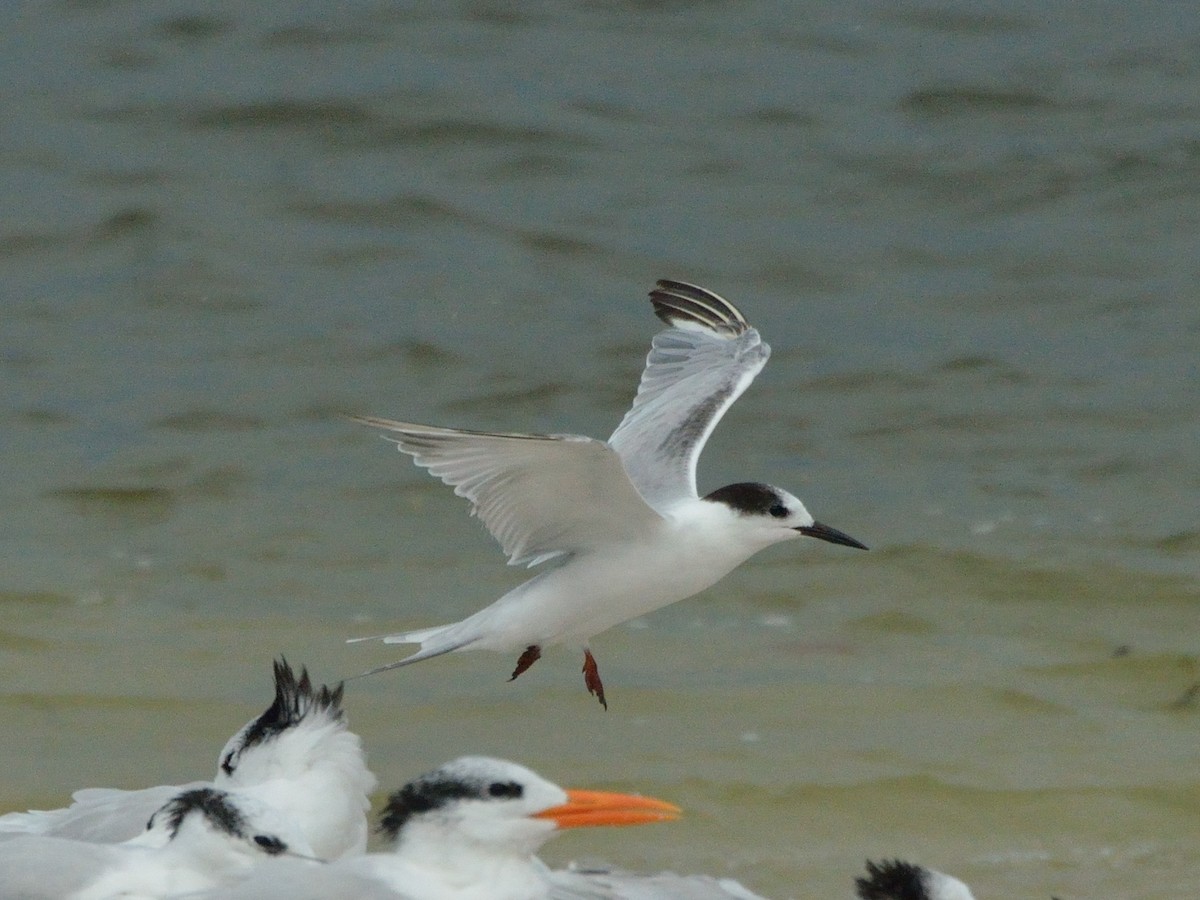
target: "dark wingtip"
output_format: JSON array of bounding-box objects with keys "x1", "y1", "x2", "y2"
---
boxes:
[{"x1": 649, "y1": 279, "x2": 750, "y2": 335}]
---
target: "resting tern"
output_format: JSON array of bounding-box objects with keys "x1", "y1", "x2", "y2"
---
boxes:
[
  {"x1": 184, "y1": 755, "x2": 681, "y2": 900},
  {"x1": 856, "y1": 859, "x2": 977, "y2": 900},
  {"x1": 0, "y1": 659, "x2": 376, "y2": 859},
  {"x1": 0, "y1": 786, "x2": 314, "y2": 899},
  {"x1": 351, "y1": 279, "x2": 867, "y2": 706}
]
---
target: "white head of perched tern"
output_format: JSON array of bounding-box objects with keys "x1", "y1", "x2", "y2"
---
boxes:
[
  {"x1": 350, "y1": 279, "x2": 866, "y2": 707},
  {"x1": 855, "y1": 859, "x2": 978, "y2": 900},
  {"x1": 182, "y1": 755, "x2": 681, "y2": 900},
  {"x1": 0, "y1": 659, "x2": 376, "y2": 860},
  {"x1": 0, "y1": 786, "x2": 315, "y2": 899}
]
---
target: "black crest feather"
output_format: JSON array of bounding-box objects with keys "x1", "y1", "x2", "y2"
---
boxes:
[
  {"x1": 856, "y1": 859, "x2": 930, "y2": 900},
  {"x1": 244, "y1": 658, "x2": 343, "y2": 744},
  {"x1": 222, "y1": 658, "x2": 345, "y2": 776}
]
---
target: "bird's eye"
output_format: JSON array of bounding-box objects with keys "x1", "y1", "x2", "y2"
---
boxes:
[
  {"x1": 220, "y1": 751, "x2": 237, "y2": 776},
  {"x1": 487, "y1": 781, "x2": 523, "y2": 799},
  {"x1": 768, "y1": 503, "x2": 788, "y2": 519},
  {"x1": 253, "y1": 834, "x2": 287, "y2": 855}
]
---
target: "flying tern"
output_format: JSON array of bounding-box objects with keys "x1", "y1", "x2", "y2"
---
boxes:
[
  {"x1": 351, "y1": 279, "x2": 866, "y2": 706},
  {"x1": 0, "y1": 659, "x2": 376, "y2": 860},
  {"x1": 184, "y1": 755, "x2": 680, "y2": 900},
  {"x1": 0, "y1": 786, "x2": 315, "y2": 899},
  {"x1": 856, "y1": 859, "x2": 977, "y2": 900}
]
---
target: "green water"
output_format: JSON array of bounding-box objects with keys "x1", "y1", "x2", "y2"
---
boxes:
[{"x1": 3, "y1": 2, "x2": 1199, "y2": 897}]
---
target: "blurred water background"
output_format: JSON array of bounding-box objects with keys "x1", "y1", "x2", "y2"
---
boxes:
[{"x1": 3, "y1": 1, "x2": 1199, "y2": 897}]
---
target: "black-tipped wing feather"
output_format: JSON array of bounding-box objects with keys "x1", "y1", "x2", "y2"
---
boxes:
[
  {"x1": 609, "y1": 280, "x2": 769, "y2": 513},
  {"x1": 650, "y1": 279, "x2": 752, "y2": 336}
]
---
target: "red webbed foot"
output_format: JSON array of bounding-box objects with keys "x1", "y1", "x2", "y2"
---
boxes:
[
  {"x1": 510, "y1": 645, "x2": 542, "y2": 681},
  {"x1": 582, "y1": 648, "x2": 607, "y2": 710}
]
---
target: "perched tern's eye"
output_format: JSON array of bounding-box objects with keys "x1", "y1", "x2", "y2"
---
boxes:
[
  {"x1": 768, "y1": 503, "x2": 788, "y2": 519},
  {"x1": 253, "y1": 834, "x2": 287, "y2": 855},
  {"x1": 220, "y1": 751, "x2": 236, "y2": 776},
  {"x1": 487, "y1": 781, "x2": 523, "y2": 799}
]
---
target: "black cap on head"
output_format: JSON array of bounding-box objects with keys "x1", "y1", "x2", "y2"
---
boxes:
[{"x1": 703, "y1": 482, "x2": 786, "y2": 517}]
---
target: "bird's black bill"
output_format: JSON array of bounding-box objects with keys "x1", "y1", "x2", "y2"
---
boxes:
[{"x1": 796, "y1": 521, "x2": 868, "y2": 550}]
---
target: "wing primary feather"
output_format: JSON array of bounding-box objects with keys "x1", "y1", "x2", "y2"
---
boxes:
[
  {"x1": 347, "y1": 415, "x2": 583, "y2": 444},
  {"x1": 608, "y1": 281, "x2": 767, "y2": 512},
  {"x1": 350, "y1": 415, "x2": 663, "y2": 565},
  {"x1": 650, "y1": 280, "x2": 749, "y2": 335}
]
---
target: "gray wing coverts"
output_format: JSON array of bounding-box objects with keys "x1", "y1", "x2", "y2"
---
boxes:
[{"x1": 353, "y1": 419, "x2": 659, "y2": 567}]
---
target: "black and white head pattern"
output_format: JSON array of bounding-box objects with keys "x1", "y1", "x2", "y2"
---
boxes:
[
  {"x1": 705, "y1": 481, "x2": 868, "y2": 550},
  {"x1": 378, "y1": 757, "x2": 560, "y2": 844},
  {"x1": 380, "y1": 759, "x2": 535, "y2": 838},
  {"x1": 219, "y1": 658, "x2": 345, "y2": 778},
  {"x1": 704, "y1": 482, "x2": 800, "y2": 521},
  {"x1": 146, "y1": 788, "x2": 290, "y2": 856},
  {"x1": 856, "y1": 859, "x2": 975, "y2": 900}
]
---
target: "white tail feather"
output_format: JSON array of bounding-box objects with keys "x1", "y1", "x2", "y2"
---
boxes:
[{"x1": 347, "y1": 624, "x2": 480, "y2": 678}]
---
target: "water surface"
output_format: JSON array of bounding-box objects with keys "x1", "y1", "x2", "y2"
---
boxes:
[{"x1": 3, "y1": 2, "x2": 1199, "y2": 897}]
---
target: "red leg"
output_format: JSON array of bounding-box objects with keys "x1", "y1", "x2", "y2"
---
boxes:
[
  {"x1": 582, "y1": 648, "x2": 607, "y2": 710},
  {"x1": 509, "y1": 645, "x2": 542, "y2": 681}
]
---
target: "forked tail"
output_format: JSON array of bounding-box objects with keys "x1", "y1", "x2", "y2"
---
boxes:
[{"x1": 346, "y1": 624, "x2": 480, "y2": 678}]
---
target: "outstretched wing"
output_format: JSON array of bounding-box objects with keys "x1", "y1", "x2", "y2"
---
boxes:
[
  {"x1": 352, "y1": 417, "x2": 662, "y2": 566},
  {"x1": 0, "y1": 785, "x2": 196, "y2": 844},
  {"x1": 608, "y1": 280, "x2": 770, "y2": 514}
]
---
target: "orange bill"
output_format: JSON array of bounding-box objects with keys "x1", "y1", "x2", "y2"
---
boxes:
[{"x1": 532, "y1": 789, "x2": 681, "y2": 829}]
